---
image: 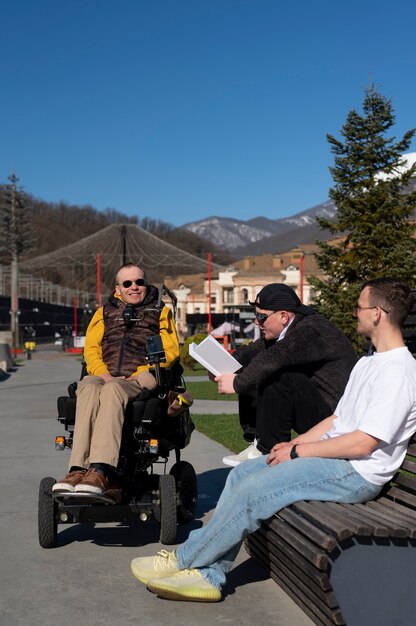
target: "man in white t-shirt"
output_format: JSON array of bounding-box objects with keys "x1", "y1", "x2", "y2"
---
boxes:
[{"x1": 130, "y1": 278, "x2": 416, "y2": 603}]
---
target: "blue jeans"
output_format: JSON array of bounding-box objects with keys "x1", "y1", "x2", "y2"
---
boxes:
[{"x1": 176, "y1": 455, "x2": 381, "y2": 589}]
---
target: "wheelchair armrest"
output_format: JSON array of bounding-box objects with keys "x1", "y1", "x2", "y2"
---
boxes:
[
  {"x1": 68, "y1": 382, "x2": 78, "y2": 398},
  {"x1": 148, "y1": 360, "x2": 185, "y2": 391},
  {"x1": 57, "y1": 396, "x2": 77, "y2": 426}
]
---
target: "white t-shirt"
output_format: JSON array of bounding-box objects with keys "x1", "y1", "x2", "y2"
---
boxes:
[{"x1": 322, "y1": 347, "x2": 416, "y2": 485}]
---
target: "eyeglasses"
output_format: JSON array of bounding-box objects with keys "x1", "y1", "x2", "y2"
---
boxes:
[
  {"x1": 354, "y1": 304, "x2": 390, "y2": 314},
  {"x1": 254, "y1": 311, "x2": 278, "y2": 324},
  {"x1": 121, "y1": 279, "x2": 146, "y2": 288}
]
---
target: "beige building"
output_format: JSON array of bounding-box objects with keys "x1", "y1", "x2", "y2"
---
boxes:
[{"x1": 164, "y1": 245, "x2": 324, "y2": 339}]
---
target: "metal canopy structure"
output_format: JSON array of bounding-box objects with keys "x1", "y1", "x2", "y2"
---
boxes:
[{"x1": 18, "y1": 223, "x2": 224, "y2": 298}]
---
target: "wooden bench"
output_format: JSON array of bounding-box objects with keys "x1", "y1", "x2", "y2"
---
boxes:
[
  {"x1": 245, "y1": 291, "x2": 416, "y2": 626},
  {"x1": 245, "y1": 434, "x2": 416, "y2": 625},
  {"x1": 245, "y1": 307, "x2": 416, "y2": 626}
]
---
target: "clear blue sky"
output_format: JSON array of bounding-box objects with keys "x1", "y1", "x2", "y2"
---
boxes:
[{"x1": 2, "y1": 0, "x2": 415, "y2": 226}]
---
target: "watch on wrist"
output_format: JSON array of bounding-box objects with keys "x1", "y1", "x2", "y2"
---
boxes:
[{"x1": 290, "y1": 444, "x2": 299, "y2": 460}]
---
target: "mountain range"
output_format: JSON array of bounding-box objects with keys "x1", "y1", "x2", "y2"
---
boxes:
[
  {"x1": 183, "y1": 156, "x2": 416, "y2": 259},
  {"x1": 182, "y1": 199, "x2": 337, "y2": 258}
]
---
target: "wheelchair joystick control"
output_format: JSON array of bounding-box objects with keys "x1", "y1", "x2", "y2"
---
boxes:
[{"x1": 146, "y1": 335, "x2": 166, "y2": 389}]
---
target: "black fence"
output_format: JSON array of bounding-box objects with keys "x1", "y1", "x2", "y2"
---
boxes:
[
  {"x1": 0, "y1": 296, "x2": 94, "y2": 344},
  {"x1": 0, "y1": 295, "x2": 258, "y2": 346}
]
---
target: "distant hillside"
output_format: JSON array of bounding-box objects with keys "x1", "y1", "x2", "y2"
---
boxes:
[
  {"x1": 2, "y1": 152, "x2": 415, "y2": 275},
  {"x1": 0, "y1": 191, "x2": 231, "y2": 267}
]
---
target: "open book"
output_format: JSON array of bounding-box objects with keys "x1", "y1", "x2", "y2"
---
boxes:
[{"x1": 189, "y1": 335, "x2": 241, "y2": 377}]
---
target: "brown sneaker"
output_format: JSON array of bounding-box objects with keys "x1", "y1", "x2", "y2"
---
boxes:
[
  {"x1": 74, "y1": 468, "x2": 110, "y2": 495},
  {"x1": 52, "y1": 469, "x2": 87, "y2": 492}
]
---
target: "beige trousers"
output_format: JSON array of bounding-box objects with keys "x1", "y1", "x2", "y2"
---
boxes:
[{"x1": 69, "y1": 376, "x2": 142, "y2": 469}]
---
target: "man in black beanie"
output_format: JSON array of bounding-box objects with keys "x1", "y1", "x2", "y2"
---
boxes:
[{"x1": 219, "y1": 283, "x2": 357, "y2": 465}]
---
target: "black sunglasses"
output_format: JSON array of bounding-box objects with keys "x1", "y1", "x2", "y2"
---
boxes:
[
  {"x1": 254, "y1": 311, "x2": 278, "y2": 324},
  {"x1": 121, "y1": 279, "x2": 146, "y2": 288}
]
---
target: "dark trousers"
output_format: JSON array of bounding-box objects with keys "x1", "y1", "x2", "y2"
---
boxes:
[{"x1": 239, "y1": 371, "x2": 333, "y2": 453}]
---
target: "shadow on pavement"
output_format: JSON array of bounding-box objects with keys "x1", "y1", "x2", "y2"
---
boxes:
[
  {"x1": 223, "y1": 557, "x2": 271, "y2": 597},
  {"x1": 53, "y1": 467, "x2": 231, "y2": 549},
  {"x1": 57, "y1": 520, "x2": 172, "y2": 548},
  {"x1": 194, "y1": 467, "x2": 230, "y2": 515}
]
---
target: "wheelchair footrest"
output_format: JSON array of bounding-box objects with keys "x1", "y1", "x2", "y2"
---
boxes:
[{"x1": 53, "y1": 491, "x2": 120, "y2": 505}]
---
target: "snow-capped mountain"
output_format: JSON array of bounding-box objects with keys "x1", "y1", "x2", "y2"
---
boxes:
[
  {"x1": 182, "y1": 153, "x2": 416, "y2": 257},
  {"x1": 181, "y1": 216, "x2": 274, "y2": 249},
  {"x1": 182, "y1": 200, "x2": 337, "y2": 254}
]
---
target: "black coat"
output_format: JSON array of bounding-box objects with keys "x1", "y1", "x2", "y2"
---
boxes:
[{"x1": 233, "y1": 312, "x2": 357, "y2": 412}]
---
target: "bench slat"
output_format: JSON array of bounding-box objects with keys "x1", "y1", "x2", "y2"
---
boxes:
[
  {"x1": 290, "y1": 501, "x2": 353, "y2": 541},
  {"x1": 376, "y1": 495, "x2": 416, "y2": 522},
  {"x1": 268, "y1": 515, "x2": 330, "y2": 569},
  {"x1": 278, "y1": 507, "x2": 338, "y2": 551},
  {"x1": 364, "y1": 500, "x2": 416, "y2": 536},
  {"x1": 305, "y1": 501, "x2": 374, "y2": 536},
  {"x1": 247, "y1": 534, "x2": 346, "y2": 626},
  {"x1": 384, "y1": 485, "x2": 416, "y2": 509},
  {"x1": 351, "y1": 503, "x2": 409, "y2": 537},
  {"x1": 335, "y1": 502, "x2": 391, "y2": 536},
  {"x1": 392, "y1": 473, "x2": 416, "y2": 495},
  {"x1": 399, "y1": 457, "x2": 416, "y2": 475},
  {"x1": 257, "y1": 523, "x2": 333, "y2": 590},
  {"x1": 267, "y1": 571, "x2": 345, "y2": 626},
  {"x1": 254, "y1": 528, "x2": 339, "y2": 607}
]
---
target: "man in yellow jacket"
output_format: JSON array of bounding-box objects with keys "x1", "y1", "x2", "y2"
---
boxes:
[{"x1": 53, "y1": 262, "x2": 180, "y2": 496}]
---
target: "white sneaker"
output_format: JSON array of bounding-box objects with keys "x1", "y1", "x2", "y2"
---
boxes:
[
  {"x1": 131, "y1": 550, "x2": 179, "y2": 585},
  {"x1": 222, "y1": 440, "x2": 262, "y2": 467}
]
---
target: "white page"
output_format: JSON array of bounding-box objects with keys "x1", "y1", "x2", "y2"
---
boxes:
[{"x1": 189, "y1": 335, "x2": 241, "y2": 376}]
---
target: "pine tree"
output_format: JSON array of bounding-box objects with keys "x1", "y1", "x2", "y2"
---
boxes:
[
  {"x1": 0, "y1": 174, "x2": 36, "y2": 261},
  {"x1": 0, "y1": 174, "x2": 36, "y2": 351},
  {"x1": 309, "y1": 86, "x2": 416, "y2": 349}
]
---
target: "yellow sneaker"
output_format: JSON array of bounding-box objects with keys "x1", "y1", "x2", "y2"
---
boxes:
[
  {"x1": 147, "y1": 569, "x2": 222, "y2": 602},
  {"x1": 131, "y1": 550, "x2": 179, "y2": 584}
]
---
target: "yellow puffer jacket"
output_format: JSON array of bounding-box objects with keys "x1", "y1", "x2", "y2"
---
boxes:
[{"x1": 84, "y1": 294, "x2": 180, "y2": 377}]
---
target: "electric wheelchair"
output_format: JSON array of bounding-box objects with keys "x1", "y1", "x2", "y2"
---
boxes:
[{"x1": 38, "y1": 286, "x2": 197, "y2": 549}]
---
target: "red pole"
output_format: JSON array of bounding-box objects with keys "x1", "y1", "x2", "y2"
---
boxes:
[
  {"x1": 97, "y1": 253, "x2": 101, "y2": 307},
  {"x1": 207, "y1": 252, "x2": 212, "y2": 334},
  {"x1": 74, "y1": 295, "x2": 78, "y2": 337},
  {"x1": 300, "y1": 253, "x2": 305, "y2": 303}
]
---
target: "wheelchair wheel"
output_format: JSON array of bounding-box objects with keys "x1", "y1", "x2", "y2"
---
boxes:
[
  {"x1": 38, "y1": 477, "x2": 58, "y2": 549},
  {"x1": 159, "y1": 474, "x2": 177, "y2": 545},
  {"x1": 170, "y1": 461, "x2": 197, "y2": 523}
]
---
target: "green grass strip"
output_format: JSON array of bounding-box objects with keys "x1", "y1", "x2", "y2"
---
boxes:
[
  {"x1": 191, "y1": 413, "x2": 247, "y2": 454},
  {"x1": 186, "y1": 380, "x2": 238, "y2": 401}
]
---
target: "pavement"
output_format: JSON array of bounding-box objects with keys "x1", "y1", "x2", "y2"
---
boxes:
[{"x1": 0, "y1": 347, "x2": 312, "y2": 626}]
